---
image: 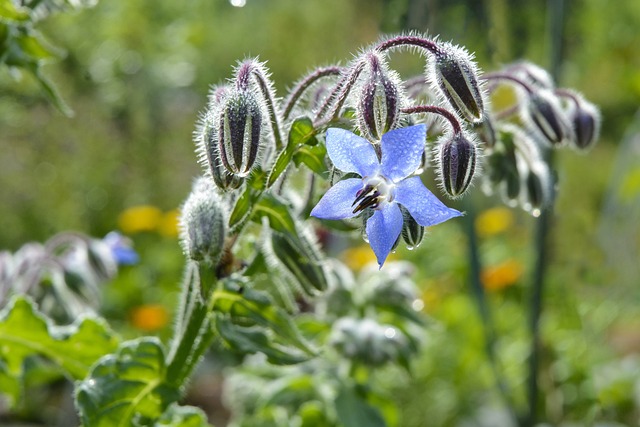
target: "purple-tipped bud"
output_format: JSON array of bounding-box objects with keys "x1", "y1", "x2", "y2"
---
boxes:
[
  {"x1": 431, "y1": 43, "x2": 485, "y2": 124},
  {"x1": 203, "y1": 124, "x2": 244, "y2": 190},
  {"x1": 525, "y1": 91, "x2": 573, "y2": 145},
  {"x1": 569, "y1": 99, "x2": 601, "y2": 150},
  {"x1": 400, "y1": 206, "x2": 425, "y2": 250},
  {"x1": 218, "y1": 89, "x2": 263, "y2": 176},
  {"x1": 439, "y1": 132, "x2": 478, "y2": 198},
  {"x1": 357, "y1": 53, "x2": 401, "y2": 141},
  {"x1": 179, "y1": 177, "x2": 228, "y2": 265}
]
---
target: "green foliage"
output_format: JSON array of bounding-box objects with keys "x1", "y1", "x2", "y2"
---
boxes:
[{"x1": 0, "y1": 296, "x2": 119, "y2": 405}]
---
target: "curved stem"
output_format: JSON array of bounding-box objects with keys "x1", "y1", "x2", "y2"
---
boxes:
[
  {"x1": 313, "y1": 60, "x2": 366, "y2": 125},
  {"x1": 375, "y1": 35, "x2": 441, "y2": 55},
  {"x1": 251, "y1": 69, "x2": 285, "y2": 151},
  {"x1": 283, "y1": 66, "x2": 343, "y2": 120},
  {"x1": 482, "y1": 72, "x2": 534, "y2": 95},
  {"x1": 402, "y1": 105, "x2": 462, "y2": 134}
]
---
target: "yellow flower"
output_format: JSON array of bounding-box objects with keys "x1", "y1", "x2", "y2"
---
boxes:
[
  {"x1": 118, "y1": 205, "x2": 163, "y2": 234},
  {"x1": 159, "y1": 209, "x2": 180, "y2": 238},
  {"x1": 481, "y1": 259, "x2": 524, "y2": 292},
  {"x1": 342, "y1": 244, "x2": 397, "y2": 271},
  {"x1": 130, "y1": 304, "x2": 169, "y2": 332},
  {"x1": 475, "y1": 207, "x2": 514, "y2": 238}
]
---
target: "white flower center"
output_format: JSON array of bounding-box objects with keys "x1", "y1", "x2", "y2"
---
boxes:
[{"x1": 352, "y1": 174, "x2": 395, "y2": 213}]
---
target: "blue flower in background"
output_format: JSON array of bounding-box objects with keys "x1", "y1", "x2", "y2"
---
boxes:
[
  {"x1": 103, "y1": 232, "x2": 139, "y2": 266},
  {"x1": 311, "y1": 125, "x2": 461, "y2": 267}
]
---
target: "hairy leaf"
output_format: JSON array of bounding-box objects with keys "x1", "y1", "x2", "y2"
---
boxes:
[
  {"x1": 76, "y1": 338, "x2": 179, "y2": 427},
  {"x1": 0, "y1": 296, "x2": 119, "y2": 406}
]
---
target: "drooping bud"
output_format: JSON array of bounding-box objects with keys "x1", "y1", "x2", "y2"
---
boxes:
[
  {"x1": 524, "y1": 90, "x2": 573, "y2": 145},
  {"x1": 218, "y1": 89, "x2": 263, "y2": 176},
  {"x1": 568, "y1": 96, "x2": 601, "y2": 150},
  {"x1": 520, "y1": 161, "x2": 552, "y2": 216},
  {"x1": 438, "y1": 132, "x2": 478, "y2": 198},
  {"x1": 430, "y1": 42, "x2": 485, "y2": 124},
  {"x1": 356, "y1": 53, "x2": 402, "y2": 141},
  {"x1": 179, "y1": 177, "x2": 228, "y2": 265},
  {"x1": 508, "y1": 61, "x2": 554, "y2": 90},
  {"x1": 400, "y1": 206, "x2": 425, "y2": 250}
]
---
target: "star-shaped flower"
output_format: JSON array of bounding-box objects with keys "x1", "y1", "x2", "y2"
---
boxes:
[{"x1": 311, "y1": 124, "x2": 461, "y2": 267}]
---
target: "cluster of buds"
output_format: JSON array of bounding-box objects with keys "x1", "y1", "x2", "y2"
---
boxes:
[
  {"x1": 195, "y1": 59, "x2": 283, "y2": 192},
  {"x1": 476, "y1": 62, "x2": 601, "y2": 212},
  {"x1": 0, "y1": 231, "x2": 136, "y2": 322}
]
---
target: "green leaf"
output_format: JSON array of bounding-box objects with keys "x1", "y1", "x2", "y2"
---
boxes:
[
  {"x1": 252, "y1": 193, "x2": 298, "y2": 236},
  {"x1": 293, "y1": 144, "x2": 327, "y2": 176},
  {"x1": 16, "y1": 32, "x2": 59, "y2": 61},
  {"x1": 76, "y1": 338, "x2": 179, "y2": 427},
  {"x1": 229, "y1": 185, "x2": 253, "y2": 230},
  {"x1": 288, "y1": 116, "x2": 318, "y2": 146},
  {"x1": 0, "y1": 0, "x2": 29, "y2": 22},
  {"x1": 215, "y1": 315, "x2": 309, "y2": 365},
  {"x1": 267, "y1": 117, "x2": 318, "y2": 188},
  {"x1": 334, "y1": 385, "x2": 386, "y2": 427},
  {"x1": 212, "y1": 287, "x2": 315, "y2": 357},
  {"x1": 155, "y1": 403, "x2": 212, "y2": 427},
  {"x1": 0, "y1": 296, "x2": 119, "y2": 381}
]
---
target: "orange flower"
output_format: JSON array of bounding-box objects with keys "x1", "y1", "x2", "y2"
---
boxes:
[
  {"x1": 130, "y1": 304, "x2": 169, "y2": 332},
  {"x1": 481, "y1": 259, "x2": 524, "y2": 292}
]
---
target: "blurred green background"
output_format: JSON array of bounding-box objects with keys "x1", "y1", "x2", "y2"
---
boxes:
[{"x1": 2, "y1": 0, "x2": 640, "y2": 425}]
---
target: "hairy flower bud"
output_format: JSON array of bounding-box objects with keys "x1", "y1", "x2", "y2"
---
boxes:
[
  {"x1": 356, "y1": 53, "x2": 401, "y2": 141},
  {"x1": 438, "y1": 132, "x2": 478, "y2": 198},
  {"x1": 179, "y1": 177, "x2": 228, "y2": 265},
  {"x1": 509, "y1": 61, "x2": 554, "y2": 89},
  {"x1": 218, "y1": 89, "x2": 263, "y2": 176},
  {"x1": 430, "y1": 42, "x2": 485, "y2": 124},
  {"x1": 204, "y1": 124, "x2": 244, "y2": 190},
  {"x1": 400, "y1": 206, "x2": 425, "y2": 250},
  {"x1": 569, "y1": 98, "x2": 601, "y2": 150},
  {"x1": 524, "y1": 90, "x2": 573, "y2": 145}
]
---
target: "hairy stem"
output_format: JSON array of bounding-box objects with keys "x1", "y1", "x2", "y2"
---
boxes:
[
  {"x1": 375, "y1": 35, "x2": 441, "y2": 55},
  {"x1": 283, "y1": 66, "x2": 343, "y2": 120},
  {"x1": 402, "y1": 105, "x2": 463, "y2": 134},
  {"x1": 314, "y1": 60, "x2": 365, "y2": 124}
]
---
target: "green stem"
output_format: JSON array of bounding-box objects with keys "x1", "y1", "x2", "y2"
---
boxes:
[
  {"x1": 525, "y1": 0, "x2": 564, "y2": 424},
  {"x1": 464, "y1": 201, "x2": 520, "y2": 425},
  {"x1": 165, "y1": 262, "x2": 217, "y2": 388}
]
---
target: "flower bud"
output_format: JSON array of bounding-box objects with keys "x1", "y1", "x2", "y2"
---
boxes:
[
  {"x1": 204, "y1": 124, "x2": 244, "y2": 190},
  {"x1": 179, "y1": 177, "x2": 228, "y2": 265},
  {"x1": 508, "y1": 61, "x2": 554, "y2": 89},
  {"x1": 329, "y1": 317, "x2": 410, "y2": 366},
  {"x1": 438, "y1": 132, "x2": 478, "y2": 198},
  {"x1": 430, "y1": 42, "x2": 485, "y2": 124},
  {"x1": 569, "y1": 98, "x2": 601, "y2": 150},
  {"x1": 400, "y1": 206, "x2": 425, "y2": 250},
  {"x1": 520, "y1": 161, "x2": 552, "y2": 216},
  {"x1": 524, "y1": 90, "x2": 573, "y2": 145},
  {"x1": 356, "y1": 53, "x2": 401, "y2": 141},
  {"x1": 218, "y1": 89, "x2": 263, "y2": 176}
]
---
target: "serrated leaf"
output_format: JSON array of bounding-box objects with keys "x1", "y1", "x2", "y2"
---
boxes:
[
  {"x1": 155, "y1": 403, "x2": 212, "y2": 427},
  {"x1": 252, "y1": 193, "x2": 297, "y2": 236},
  {"x1": 211, "y1": 288, "x2": 315, "y2": 357},
  {"x1": 0, "y1": 0, "x2": 30, "y2": 21},
  {"x1": 76, "y1": 338, "x2": 179, "y2": 427},
  {"x1": 293, "y1": 144, "x2": 327, "y2": 176},
  {"x1": 0, "y1": 296, "x2": 119, "y2": 381}
]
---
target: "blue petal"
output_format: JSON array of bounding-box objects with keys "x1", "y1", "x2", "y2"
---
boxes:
[
  {"x1": 325, "y1": 128, "x2": 379, "y2": 176},
  {"x1": 380, "y1": 124, "x2": 427, "y2": 182},
  {"x1": 311, "y1": 178, "x2": 362, "y2": 220},
  {"x1": 395, "y1": 176, "x2": 462, "y2": 226},
  {"x1": 365, "y1": 204, "x2": 403, "y2": 268}
]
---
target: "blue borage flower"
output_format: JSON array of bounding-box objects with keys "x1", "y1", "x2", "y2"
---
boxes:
[{"x1": 311, "y1": 124, "x2": 461, "y2": 267}]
